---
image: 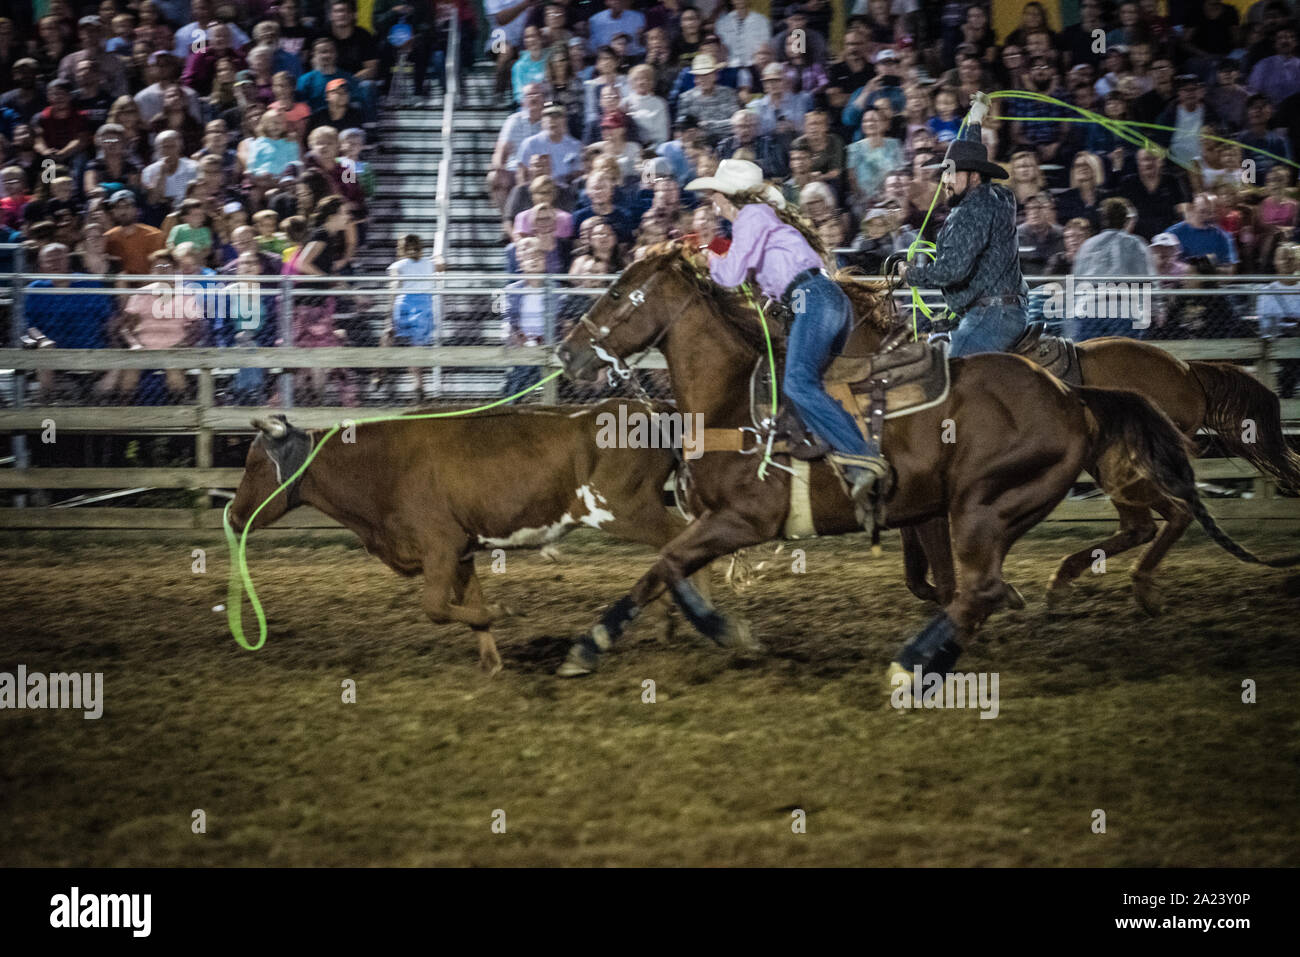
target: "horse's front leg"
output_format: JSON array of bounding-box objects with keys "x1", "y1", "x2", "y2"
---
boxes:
[{"x1": 557, "y1": 509, "x2": 769, "y2": 676}]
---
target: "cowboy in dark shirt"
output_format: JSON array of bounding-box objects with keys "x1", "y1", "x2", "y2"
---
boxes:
[{"x1": 902, "y1": 95, "x2": 1028, "y2": 356}]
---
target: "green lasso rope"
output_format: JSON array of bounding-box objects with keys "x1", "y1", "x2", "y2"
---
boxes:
[
  {"x1": 900, "y1": 88, "x2": 1300, "y2": 337},
  {"x1": 223, "y1": 368, "x2": 564, "y2": 650},
  {"x1": 741, "y1": 282, "x2": 780, "y2": 479}
]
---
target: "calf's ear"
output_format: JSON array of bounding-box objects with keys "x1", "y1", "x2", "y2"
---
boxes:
[{"x1": 250, "y1": 417, "x2": 288, "y2": 439}]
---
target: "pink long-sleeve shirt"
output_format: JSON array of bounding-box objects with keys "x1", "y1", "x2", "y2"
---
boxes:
[{"x1": 708, "y1": 201, "x2": 823, "y2": 300}]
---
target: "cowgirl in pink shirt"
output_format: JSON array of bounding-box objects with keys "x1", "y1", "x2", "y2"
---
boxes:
[{"x1": 687, "y1": 158, "x2": 889, "y2": 528}]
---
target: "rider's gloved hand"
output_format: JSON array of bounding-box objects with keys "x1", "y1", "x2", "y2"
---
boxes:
[{"x1": 969, "y1": 91, "x2": 990, "y2": 126}]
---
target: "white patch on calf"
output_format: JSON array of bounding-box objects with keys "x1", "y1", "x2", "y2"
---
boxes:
[
  {"x1": 474, "y1": 484, "x2": 614, "y2": 549},
  {"x1": 570, "y1": 484, "x2": 615, "y2": 529},
  {"x1": 476, "y1": 520, "x2": 572, "y2": 549}
]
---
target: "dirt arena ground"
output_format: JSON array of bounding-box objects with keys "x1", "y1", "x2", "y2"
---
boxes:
[{"x1": 2, "y1": 524, "x2": 1298, "y2": 867}]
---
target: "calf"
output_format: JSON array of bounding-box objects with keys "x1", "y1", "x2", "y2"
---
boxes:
[{"x1": 228, "y1": 401, "x2": 700, "y2": 674}]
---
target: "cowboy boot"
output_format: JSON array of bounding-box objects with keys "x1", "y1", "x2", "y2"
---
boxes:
[{"x1": 832, "y1": 448, "x2": 891, "y2": 533}]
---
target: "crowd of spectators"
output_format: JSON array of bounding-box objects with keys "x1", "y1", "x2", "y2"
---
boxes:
[
  {"x1": 0, "y1": 0, "x2": 474, "y2": 404},
  {"x1": 10, "y1": 2, "x2": 1300, "y2": 408},
  {"x1": 484, "y1": 0, "x2": 1300, "y2": 360}
]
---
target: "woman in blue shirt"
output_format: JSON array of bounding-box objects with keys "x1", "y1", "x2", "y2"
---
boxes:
[{"x1": 511, "y1": 26, "x2": 550, "y2": 105}]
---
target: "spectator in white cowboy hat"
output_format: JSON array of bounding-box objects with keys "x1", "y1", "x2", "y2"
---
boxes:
[
  {"x1": 667, "y1": 33, "x2": 743, "y2": 109},
  {"x1": 686, "y1": 156, "x2": 890, "y2": 530},
  {"x1": 677, "y1": 52, "x2": 740, "y2": 138}
]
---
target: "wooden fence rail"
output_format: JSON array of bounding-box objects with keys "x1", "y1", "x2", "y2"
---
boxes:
[{"x1": 2, "y1": 339, "x2": 1299, "y2": 528}]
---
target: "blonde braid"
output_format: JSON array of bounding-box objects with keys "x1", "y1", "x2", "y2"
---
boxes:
[{"x1": 728, "y1": 185, "x2": 836, "y2": 271}]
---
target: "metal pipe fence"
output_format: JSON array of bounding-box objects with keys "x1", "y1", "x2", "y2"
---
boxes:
[
  {"x1": 5, "y1": 267, "x2": 1300, "y2": 418},
  {"x1": 1, "y1": 261, "x2": 1299, "y2": 522}
]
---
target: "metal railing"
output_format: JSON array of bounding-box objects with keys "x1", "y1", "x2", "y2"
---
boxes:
[
  {"x1": 432, "y1": 12, "x2": 460, "y2": 266},
  {"x1": 2, "y1": 268, "x2": 1299, "y2": 521}
]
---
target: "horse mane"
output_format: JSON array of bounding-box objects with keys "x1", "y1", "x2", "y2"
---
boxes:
[{"x1": 637, "y1": 242, "x2": 899, "y2": 360}]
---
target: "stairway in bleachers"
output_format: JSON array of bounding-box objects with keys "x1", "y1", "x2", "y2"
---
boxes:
[{"x1": 358, "y1": 62, "x2": 522, "y2": 399}]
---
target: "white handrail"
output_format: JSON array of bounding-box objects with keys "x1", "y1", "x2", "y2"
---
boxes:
[{"x1": 431, "y1": 12, "x2": 461, "y2": 265}]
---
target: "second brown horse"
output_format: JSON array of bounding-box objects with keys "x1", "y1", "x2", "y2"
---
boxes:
[{"x1": 554, "y1": 246, "x2": 1298, "y2": 678}]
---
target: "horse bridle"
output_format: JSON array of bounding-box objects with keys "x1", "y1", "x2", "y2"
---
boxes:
[{"x1": 576, "y1": 268, "x2": 702, "y2": 387}]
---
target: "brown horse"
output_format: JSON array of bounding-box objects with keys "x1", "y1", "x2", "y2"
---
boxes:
[
  {"x1": 899, "y1": 329, "x2": 1300, "y2": 615},
  {"x1": 553, "y1": 246, "x2": 1292, "y2": 678}
]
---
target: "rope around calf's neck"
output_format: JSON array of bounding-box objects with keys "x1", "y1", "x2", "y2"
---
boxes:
[{"x1": 223, "y1": 369, "x2": 564, "y2": 651}]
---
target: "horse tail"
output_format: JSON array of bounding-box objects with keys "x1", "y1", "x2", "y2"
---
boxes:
[
  {"x1": 1189, "y1": 360, "x2": 1300, "y2": 493},
  {"x1": 1076, "y1": 386, "x2": 1300, "y2": 569}
]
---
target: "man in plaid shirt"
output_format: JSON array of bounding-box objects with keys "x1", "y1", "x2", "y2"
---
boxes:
[{"x1": 903, "y1": 96, "x2": 1029, "y2": 357}]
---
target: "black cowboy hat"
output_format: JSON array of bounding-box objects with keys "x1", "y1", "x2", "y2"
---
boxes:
[{"x1": 923, "y1": 136, "x2": 1008, "y2": 180}]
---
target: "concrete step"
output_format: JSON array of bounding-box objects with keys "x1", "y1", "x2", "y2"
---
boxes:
[{"x1": 377, "y1": 111, "x2": 512, "y2": 133}]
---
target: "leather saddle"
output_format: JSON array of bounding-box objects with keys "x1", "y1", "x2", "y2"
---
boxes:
[
  {"x1": 777, "y1": 329, "x2": 952, "y2": 461},
  {"x1": 1010, "y1": 321, "x2": 1083, "y2": 386}
]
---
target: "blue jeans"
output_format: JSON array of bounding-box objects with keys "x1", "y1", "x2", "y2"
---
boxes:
[
  {"x1": 949, "y1": 303, "x2": 1027, "y2": 357},
  {"x1": 503, "y1": 364, "x2": 540, "y2": 401},
  {"x1": 784, "y1": 274, "x2": 872, "y2": 458}
]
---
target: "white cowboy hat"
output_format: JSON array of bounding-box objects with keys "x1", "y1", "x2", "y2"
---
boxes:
[
  {"x1": 686, "y1": 158, "x2": 756, "y2": 194},
  {"x1": 690, "y1": 53, "x2": 721, "y2": 75},
  {"x1": 687, "y1": 158, "x2": 787, "y2": 208}
]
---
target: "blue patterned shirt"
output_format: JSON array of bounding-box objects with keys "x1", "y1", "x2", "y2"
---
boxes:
[{"x1": 907, "y1": 182, "x2": 1028, "y2": 314}]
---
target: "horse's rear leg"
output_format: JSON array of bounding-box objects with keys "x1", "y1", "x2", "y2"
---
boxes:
[
  {"x1": 1131, "y1": 498, "x2": 1192, "y2": 616},
  {"x1": 916, "y1": 517, "x2": 957, "y2": 605},
  {"x1": 557, "y1": 511, "x2": 764, "y2": 677},
  {"x1": 893, "y1": 489, "x2": 1059, "y2": 679},
  {"x1": 905, "y1": 517, "x2": 1021, "y2": 609},
  {"x1": 1046, "y1": 504, "x2": 1157, "y2": 612},
  {"x1": 901, "y1": 524, "x2": 940, "y2": 604}
]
